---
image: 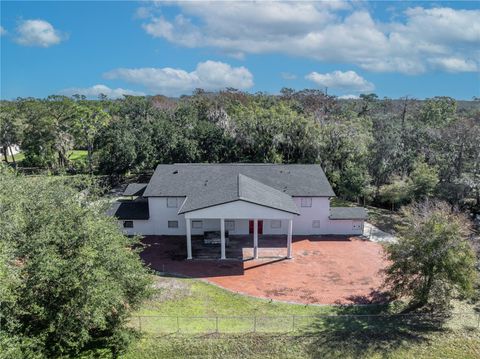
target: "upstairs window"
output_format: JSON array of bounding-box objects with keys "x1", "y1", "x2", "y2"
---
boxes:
[
  {"x1": 301, "y1": 198, "x2": 312, "y2": 207},
  {"x1": 168, "y1": 220, "x2": 179, "y2": 228},
  {"x1": 123, "y1": 221, "x2": 134, "y2": 228},
  {"x1": 167, "y1": 197, "x2": 178, "y2": 208}
]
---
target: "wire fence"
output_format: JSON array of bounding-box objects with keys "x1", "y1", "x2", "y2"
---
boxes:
[{"x1": 129, "y1": 312, "x2": 480, "y2": 335}]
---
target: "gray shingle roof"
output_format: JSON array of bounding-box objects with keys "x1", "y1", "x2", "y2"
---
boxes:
[
  {"x1": 329, "y1": 207, "x2": 368, "y2": 220},
  {"x1": 178, "y1": 174, "x2": 300, "y2": 214},
  {"x1": 144, "y1": 164, "x2": 335, "y2": 198},
  {"x1": 238, "y1": 174, "x2": 299, "y2": 214},
  {"x1": 123, "y1": 183, "x2": 147, "y2": 196},
  {"x1": 111, "y1": 199, "x2": 150, "y2": 220}
]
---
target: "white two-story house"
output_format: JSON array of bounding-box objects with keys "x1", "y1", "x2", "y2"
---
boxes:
[{"x1": 111, "y1": 163, "x2": 367, "y2": 259}]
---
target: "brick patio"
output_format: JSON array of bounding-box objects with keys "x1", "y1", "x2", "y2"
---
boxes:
[{"x1": 140, "y1": 235, "x2": 388, "y2": 305}]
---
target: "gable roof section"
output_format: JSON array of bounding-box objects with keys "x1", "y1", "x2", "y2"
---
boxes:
[
  {"x1": 123, "y1": 183, "x2": 147, "y2": 196},
  {"x1": 237, "y1": 174, "x2": 299, "y2": 214},
  {"x1": 329, "y1": 207, "x2": 368, "y2": 220},
  {"x1": 110, "y1": 199, "x2": 150, "y2": 220},
  {"x1": 144, "y1": 164, "x2": 335, "y2": 198},
  {"x1": 178, "y1": 173, "x2": 299, "y2": 214}
]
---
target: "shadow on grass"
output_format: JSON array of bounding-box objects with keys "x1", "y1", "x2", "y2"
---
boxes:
[{"x1": 298, "y1": 306, "x2": 449, "y2": 359}]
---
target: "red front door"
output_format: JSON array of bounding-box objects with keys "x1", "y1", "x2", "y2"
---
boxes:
[{"x1": 249, "y1": 220, "x2": 263, "y2": 234}]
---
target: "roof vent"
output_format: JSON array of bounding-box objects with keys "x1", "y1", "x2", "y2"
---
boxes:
[{"x1": 173, "y1": 170, "x2": 178, "y2": 174}]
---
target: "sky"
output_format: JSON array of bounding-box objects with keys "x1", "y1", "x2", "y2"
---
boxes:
[{"x1": 1, "y1": 1, "x2": 479, "y2": 100}]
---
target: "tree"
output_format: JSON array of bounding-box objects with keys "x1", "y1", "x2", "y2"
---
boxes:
[
  {"x1": 409, "y1": 157, "x2": 439, "y2": 200},
  {"x1": 0, "y1": 166, "x2": 152, "y2": 357},
  {"x1": 70, "y1": 99, "x2": 111, "y2": 173},
  {"x1": 0, "y1": 101, "x2": 24, "y2": 165},
  {"x1": 378, "y1": 177, "x2": 411, "y2": 210},
  {"x1": 383, "y1": 200, "x2": 478, "y2": 310},
  {"x1": 97, "y1": 119, "x2": 138, "y2": 177}
]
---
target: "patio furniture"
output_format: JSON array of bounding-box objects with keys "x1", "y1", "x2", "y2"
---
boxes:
[{"x1": 203, "y1": 230, "x2": 229, "y2": 245}]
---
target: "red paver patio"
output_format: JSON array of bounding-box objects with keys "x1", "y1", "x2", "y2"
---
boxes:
[{"x1": 140, "y1": 235, "x2": 388, "y2": 305}]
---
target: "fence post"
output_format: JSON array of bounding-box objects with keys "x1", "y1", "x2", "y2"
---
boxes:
[
  {"x1": 253, "y1": 316, "x2": 257, "y2": 333},
  {"x1": 216, "y1": 316, "x2": 219, "y2": 333},
  {"x1": 177, "y1": 316, "x2": 180, "y2": 333},
  {"x1": 138, "y1": 316, "x2": 142, "y2": 332},
  {"x1": 292, "y1": 315, "x2": 295, "y2": 332}
]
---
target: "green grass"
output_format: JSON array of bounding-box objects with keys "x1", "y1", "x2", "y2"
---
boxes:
[
  {"x1": 130, "y1": 276, "x2": 479, "y2": 335},
  {"x1": 1, "y1": 151, "x2": 25, "y2": 163},
  {"x1": 120, "y1": 331, "x2": 480, "y2": 359},
  {"x1": 132, "y1": 276, "x2": 387, "y2": 334},
  {"x1": 68, "y1": 149, "x2": 88, "y2": 162},
  {"x1": 331, "y1": 198, "x2": 405, "y2": 234},
  {"x1": 119, "y1": 275, "x2": 479, "y2": 358},
  {"x1": 1, "y1": 149, "x2": 87, "y2": 165}
]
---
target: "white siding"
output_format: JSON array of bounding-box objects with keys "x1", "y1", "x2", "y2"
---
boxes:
[
  {"x1": 326, "y1": 219, "x2": 364, "y2": 235},
  {"x1": 291, "y1": 197, "x2": 330, "y2": 235},
  {"x1": 118, "y1": 220, "x2": 152, "y2": 236},
  {"x1": 116, "y1": 196, "x2": 364, "y2": 236}
]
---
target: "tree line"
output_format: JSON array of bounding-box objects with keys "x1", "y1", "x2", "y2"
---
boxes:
[{"x1": 1, "y1": 89, "x2": 479, "y2": 213}]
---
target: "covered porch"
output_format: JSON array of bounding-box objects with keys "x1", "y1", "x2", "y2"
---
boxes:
[
  {"x1": 188, "y1": 234, "x2": 293, "y2": 260},
  {"x1": 184, "y1": 200, "x2": 297, "y2": 260}
]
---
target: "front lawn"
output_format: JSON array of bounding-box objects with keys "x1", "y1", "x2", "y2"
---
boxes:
[
  {"x1": 117, "y1": 275, "x2": 480, "y2": 358},
  {"x1": 133, "y1": 276, "x2": 386, "y2": 334}
]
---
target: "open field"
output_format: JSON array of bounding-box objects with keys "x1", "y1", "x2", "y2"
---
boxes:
[
  {"x1": 1, "y1": 149, "x2": 87, "y2": 165},
  {"x1": 120, "y1": 331, "x2": 480, "y2": 359}
]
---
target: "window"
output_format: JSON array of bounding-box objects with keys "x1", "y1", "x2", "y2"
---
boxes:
[
  {"x1": 301, "y1": 198, "x2": 312, "y2": 207},
  {"x1": 123, "y1": 221, "x2": 134, "y2": 228},
  {"x1": 192, "y1": 220, "x2": 203, "y2": 229},
  {"x1": 312, "y1": 220, "x2": 321, "y2": 228},
  {"x1": 167, "y1": 197, "x2": 178, "y2": 208},
  {"x1": 168, "y1": 220, "x2": 179, "y2": 228},
  {"x1": 270, "y1": 220, "x2": 282, "y2": 229},
  {"x1": 225, "y1": 220, "x2": 235, "y2": 231},
  {"x1": 352, "y1": 221, "x2": 363, "y2": 231}
]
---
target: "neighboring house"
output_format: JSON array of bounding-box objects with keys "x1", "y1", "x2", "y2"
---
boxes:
[{"x1": 111, "y1": 164, "x2": 367, "y2": 259}]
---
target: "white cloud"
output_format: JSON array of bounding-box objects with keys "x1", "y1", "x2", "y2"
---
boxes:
[
  {"x1": 104, "y1": 60, "x2": 254, "y2": 96},
  {"x1": 338, "y1": 94, "x2": 360, "y2": 99},
  {"x1": 306, "y1": 70, "x2": 374, "y2": 92},
  {"x1": 15, "y1": 19, "x2": 64, "y2": 47},
  {"x1": 428, "y1": 57, "x2": 478, "y2": 73},
  {"x1": 59, "y1": 84, "x2": 145, "y2": 99},
  {"x1": 281, "y1": 72, "x2": 297, "y2": 80},
  {"x1": 139, "y1": 3, "x2": 480, "y2": 74},
  {"x1": 0, "y1": 26, "x2": 6, "y2": 36}
]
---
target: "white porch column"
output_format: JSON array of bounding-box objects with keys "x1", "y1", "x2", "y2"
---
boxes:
[
  {"x1": 220, "y1": 218, "x2": 226, "y2": 260},
  {"x1": 287, "y1": 219, "x2": 293, "y2": 259},
  {"x1": 186, "y1": 218, "x2": 192, "y2": 260},
  {"x1": 253, "y1": 219, "x2": 259, "y2": 259}
]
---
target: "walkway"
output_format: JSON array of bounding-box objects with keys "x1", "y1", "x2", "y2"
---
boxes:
[{"x1": 363, "y1": 222, "x2": 397, "y2": 243}]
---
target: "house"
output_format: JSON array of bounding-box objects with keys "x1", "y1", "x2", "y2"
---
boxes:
[{"x1": 111, "y1": 164, "x2": 367, "y2": 259}]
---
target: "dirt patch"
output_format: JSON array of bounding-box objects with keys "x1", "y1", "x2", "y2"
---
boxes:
[{"x1": 150, "y1": 276, "x2": 192, "y2": 303}]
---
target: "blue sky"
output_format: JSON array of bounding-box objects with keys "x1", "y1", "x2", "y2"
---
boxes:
[{"x1": 1, "y1": 1, "x2": 479, "y2": 100}]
